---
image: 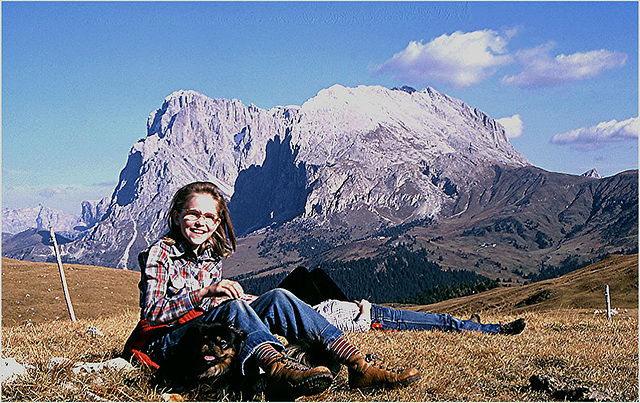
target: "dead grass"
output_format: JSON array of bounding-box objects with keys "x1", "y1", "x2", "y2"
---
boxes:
[
  {"x1": 1, "y1": 309, "x2": 637, "y2": 401},
  {"x1": 1, "y1": 258, "x2": 139, "y2": 327},
  {"x1": 1, "y1": 256, "x2": 638, "y2": 401}
]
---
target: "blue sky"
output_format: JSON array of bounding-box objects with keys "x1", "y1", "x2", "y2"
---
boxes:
[{"x1": 2, "y1": 1, "x2": 638, "y2": 215}]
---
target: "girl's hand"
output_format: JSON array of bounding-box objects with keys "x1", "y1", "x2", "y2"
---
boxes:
[{"x1": 200, "y1": 279, "x2": 245, "y2": 300}]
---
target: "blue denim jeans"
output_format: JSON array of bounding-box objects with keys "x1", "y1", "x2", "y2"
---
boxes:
[
  {"x1": 146, "y1": 288, "x2": 344, "y2": 373},
  {"x1": 371, "y1": 304, "x2": 501, "y2": 334}
]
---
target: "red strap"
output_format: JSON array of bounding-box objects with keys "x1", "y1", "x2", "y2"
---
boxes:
[
  {"x1": 177, "y1": 309, "x2": 204, "y2": 324},
  {"x1": 130, "y1": 349, "x2": 160, "y2": 370},
  {"x1": 123, "y1": 309, "x2": 204, "y2": 368}
]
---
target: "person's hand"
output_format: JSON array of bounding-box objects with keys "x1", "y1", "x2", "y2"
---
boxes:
[
  {"x1": 200, "y1": 279, "x2": 245, "y2": 300},
  {"x1": 357, "y1": 299, "x2": 371, "y2": 315}
]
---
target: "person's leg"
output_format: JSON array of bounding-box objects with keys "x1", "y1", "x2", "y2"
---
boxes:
[
  {"x1": 250, "y1": 288, "x2": 344, "y2": 345},
  {"x1": 146, "y1": 299, "x2": 334, "y2": 397},
  {"x1": 251, "y1": 288, "x2": 421, "y2": 389},
  {"x1": 146, "y1": 299, "x2": 284, "y2": 372},
  {"x1": 276, "y1": 266, "x2": 327, "y2": 306},
  {"x1": 309, "y1": 268, "x2": 350, "y2": 301},
  {"x1": 371, "y1": 304, "x2": 501, "y2": 334}
]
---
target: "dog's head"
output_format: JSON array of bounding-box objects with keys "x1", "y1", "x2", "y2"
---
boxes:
[
  {"x1": 183, "y1": 322, "x2": 246, "y2": 380},
  {"x1": 161, "y1": 321, "x2": 246, "y2": 387},
  {"x1": 194, "y1": 322, "x2": 244, "y2": 368}
]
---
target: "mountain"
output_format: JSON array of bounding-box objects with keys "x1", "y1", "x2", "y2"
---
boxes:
[
  {"x1": 2, "y1": 204, "x2": 83, "y2": 236},
  {"x1": 1, "y1": 199, "x2": 113, "y2": 262},
  {"x1": 81, "y1": 197, "x2": 110, "y2": 229},
  {"x1": 43, "y1": 85, "x2": 528, "y2": 269},
  {"x1": 581, "y1": 168, "x2": 602, "y2": 179},
  {"x1": 3, "y1": 85, "x2": 636, "y2": 283},
  {"x1": 226, "y1": 166, "x2": 637, "y2": 284}
]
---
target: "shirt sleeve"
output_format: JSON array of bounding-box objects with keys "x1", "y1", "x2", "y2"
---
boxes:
[
  {"x1": 348, "y1": 303, "x2": 372, "y2": 333},
  {"x1": 141, "y1": 244, "x2": 201, "y2": 326}
]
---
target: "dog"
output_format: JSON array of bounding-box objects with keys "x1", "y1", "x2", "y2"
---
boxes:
[
  {"x1": 157, "y1": 323, "x2": 339, "y2": 400},
  {"x1": 156, "y1": 321, "x2": 246, "y2": 392}
]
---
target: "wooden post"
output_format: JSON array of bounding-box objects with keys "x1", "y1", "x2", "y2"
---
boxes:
[
  {"x1": 605, "y1": 284, "x2": 611, "y2": 321},
  {"x1": 49, "y1": 227, "x2": 76, "y2": 322}
]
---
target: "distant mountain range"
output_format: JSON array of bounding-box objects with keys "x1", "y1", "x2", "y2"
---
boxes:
[{"x1": 3, "y1": 85, "x2": 637, "y2": 288}]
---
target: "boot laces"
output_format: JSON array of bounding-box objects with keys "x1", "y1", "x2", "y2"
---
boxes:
[
  {"x1": 275, "y1": 354, "x2": 311, "y2": 371},
  {"x1": 364, "y1": 353, "x2": 403, "y2": 374}
]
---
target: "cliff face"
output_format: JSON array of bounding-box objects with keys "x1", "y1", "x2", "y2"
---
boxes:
[
  {"x1": 58, "y1": 85, "x2": 528, "y2": 269},
  {"x1": 12, "y1": 84, "x2": 635, "y2": 273}
]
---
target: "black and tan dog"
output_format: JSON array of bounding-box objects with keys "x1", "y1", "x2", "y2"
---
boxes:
[
  {"x1": 157, "y1": 323, "x2": 340, "y2": 400},
  {"x1": 157, "y1": 321, "x2": 246, "y2": 392}
]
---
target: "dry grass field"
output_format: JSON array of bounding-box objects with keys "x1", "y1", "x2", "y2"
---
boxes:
[{"x1": 1, "y1": 255, "x2": 638, "y2": 401}]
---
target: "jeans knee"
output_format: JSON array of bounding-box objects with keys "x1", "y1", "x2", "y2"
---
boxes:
[
  {"x1": 262, "y1": 288, "x2": 296, "y2": 304},
  {"x1": 225, "y1": 298, "x2": 252, "y2": 312}
]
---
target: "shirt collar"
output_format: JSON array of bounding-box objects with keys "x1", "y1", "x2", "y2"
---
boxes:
[{"x1": 166, "y1": 239, "x2": 220, "y2": 262}]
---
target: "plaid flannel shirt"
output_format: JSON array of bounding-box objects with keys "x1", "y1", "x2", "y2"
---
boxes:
[
  {"x1": 313, "y1": 299, "x2": 372, "y2": 333},
  {"x1": 138, "y1": 239, "x2": 226, "y2": 326}
]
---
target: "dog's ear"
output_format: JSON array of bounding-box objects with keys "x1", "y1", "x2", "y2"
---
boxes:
[{"x1": 229, "y1": 325, "x2": 247, "y2": 342}]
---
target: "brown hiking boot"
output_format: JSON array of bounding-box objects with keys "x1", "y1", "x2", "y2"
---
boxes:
[
  {"x1": 263, "y1": 354, "x2": 334, "y2": 398},
  {"x1": 346, "y1": 353, "x2": 420, "y2": 389}
]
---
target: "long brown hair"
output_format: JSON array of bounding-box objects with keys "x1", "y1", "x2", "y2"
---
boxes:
[{"x1": 163, "y1": 181, "x2": 236, "y2": 257}]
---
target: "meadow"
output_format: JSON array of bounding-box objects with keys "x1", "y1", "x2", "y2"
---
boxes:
[{"x1": 2, "y1": 256, "x2": 638, "y2": 401}]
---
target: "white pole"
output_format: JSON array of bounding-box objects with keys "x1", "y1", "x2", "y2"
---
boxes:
[
  {"x1": 49, "y1": 227, "x2": 77, "y2": 322},
  {"x1": 605, "y1": 284, "x2": 611, "y2": 321}
]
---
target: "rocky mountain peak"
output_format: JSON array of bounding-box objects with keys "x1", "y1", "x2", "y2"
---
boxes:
[
  {"x1": 22, "y1": 85, "x2": 535, "y2": 269},
  {"x1": 581, "y1": 168, "x2": 602, "y2": 178},
  {"x1": 2, "y1": 204, "x2": 83, "y2": 237}
]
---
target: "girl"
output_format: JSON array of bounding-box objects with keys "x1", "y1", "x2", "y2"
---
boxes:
[{"x1": 125, "y1": 181, "x2": 420, "y2": 399}]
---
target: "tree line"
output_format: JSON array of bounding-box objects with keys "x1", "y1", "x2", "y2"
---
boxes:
[{"x1": 237, "y1": 246, "x2": 497, "y2": 304}]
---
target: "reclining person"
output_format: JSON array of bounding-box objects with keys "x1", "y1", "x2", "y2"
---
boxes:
[{"x1": 278, "y1": 266, "x2": 526, "y2": 335}]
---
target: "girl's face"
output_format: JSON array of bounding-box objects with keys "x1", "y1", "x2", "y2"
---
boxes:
[{"x1": 174, "y1": 193, "x2": 221, "y2": 247}]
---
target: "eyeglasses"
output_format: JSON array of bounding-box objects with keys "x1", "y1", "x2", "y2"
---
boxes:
[{"x1": 182, "y1": 209, "x2": 221, "y2": 225}]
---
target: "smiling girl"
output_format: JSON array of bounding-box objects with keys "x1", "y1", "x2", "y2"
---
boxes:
[{"x1": 127, "y1": 181, "x2": 420, "y2": 398}]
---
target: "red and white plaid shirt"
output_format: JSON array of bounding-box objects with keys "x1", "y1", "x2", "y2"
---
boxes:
[{"x1": 138, "y1": 239, "x2": 255, "y2": 326}]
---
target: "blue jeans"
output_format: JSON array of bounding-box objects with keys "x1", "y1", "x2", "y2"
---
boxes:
[
  {"x1": 146, "y1": 289, "x2": 344, "y2": 373},
  {"x1": 371, "y1": 304, "x2": 500, "y2": 334}
]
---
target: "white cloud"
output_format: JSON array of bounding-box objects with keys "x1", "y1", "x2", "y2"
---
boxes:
[
  {"x1": 550, "y1": 117, "x2": 639, "y2": 149},
  {"x1": 502, "y1": 42, "x2": 627, "y2": 88},
  {"x1": 374, "y1": 29, "x2": 513, "y2": 88},
  {"x1": 497, "y1": 114, "x2": 524, "y2": 139},
  {"x1": 3, "y1": 183, "x2": 115, "y2": 215}
]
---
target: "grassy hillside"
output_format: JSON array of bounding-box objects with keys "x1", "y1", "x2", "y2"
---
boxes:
[
  {"x1": 1, "y1": 256, "x2": 638, "y2": 401},
  {"x1": 409, "y1": 254, "x2": 638, "y2": 317},
  {"x1": 2, "y1": 258, "x2": 140, "y2": 326}
]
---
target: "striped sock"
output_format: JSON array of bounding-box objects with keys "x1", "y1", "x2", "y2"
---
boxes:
[
  {"x1": 253, "y1": 343, "x2": 282, "y2": 366},
  {"x1": 328, "y1": 336, "x2": 360, "y2": 363}
]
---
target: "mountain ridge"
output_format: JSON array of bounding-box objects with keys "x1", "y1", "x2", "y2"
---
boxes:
[
  {"x1": 61, "y1": 84, "x2": 531, "y2": 269},
  {"x1": 2, "y1": 85, "x2": 636, "y2": 281}
]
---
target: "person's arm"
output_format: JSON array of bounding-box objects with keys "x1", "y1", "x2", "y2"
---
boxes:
[
  {"x1": 351, "y1": 299, "x2": 372, "y2": 332},
  {"x1": 197, "y1": 278, "x2": 246, "y2": 300}
]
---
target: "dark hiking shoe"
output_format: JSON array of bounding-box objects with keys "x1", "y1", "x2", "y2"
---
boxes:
[
  {"x1": 499, "y1": 318, "x2": 526, "y2": 335},
  {"x1": 263, "y1": 354, "x2": 333, "y2": 398},
  {"x1": 346, "y1": 353, "x2": 420, "y2": 390}
]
